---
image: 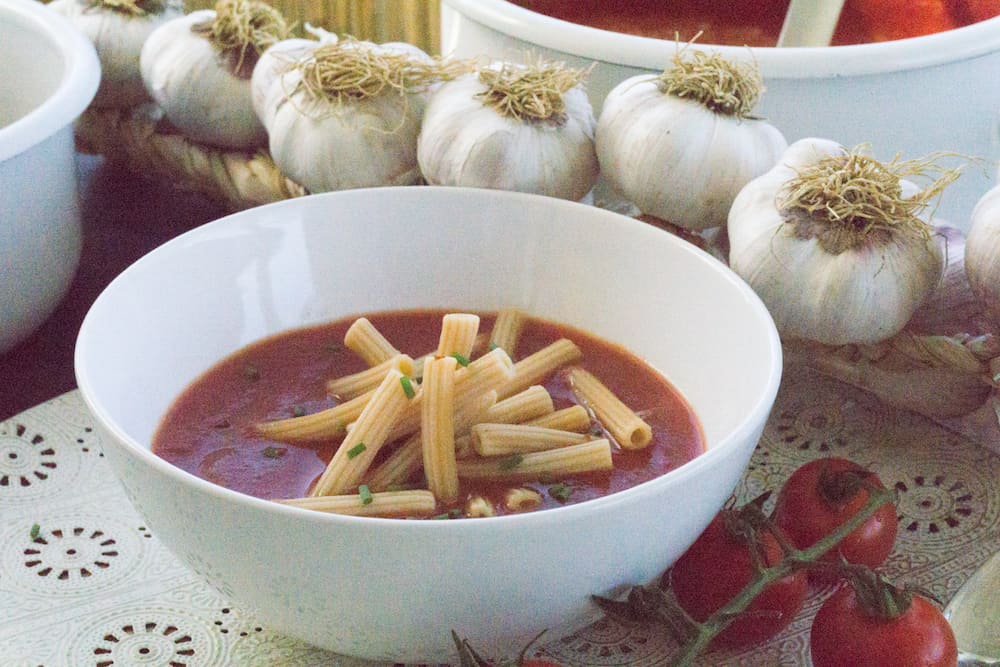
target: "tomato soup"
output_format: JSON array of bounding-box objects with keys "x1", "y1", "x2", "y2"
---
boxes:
[
  {"x1": 512, "y1": 0, "x2": 1000, "y2": 46},
  {"x1": 152, "y1": 310, "x2": 704, "y2": 517}
]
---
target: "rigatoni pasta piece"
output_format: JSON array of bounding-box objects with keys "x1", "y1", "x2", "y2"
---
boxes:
[
  {"x1": 367, "y1": 390, "x2": 497, "y2": 490},
  {"x1": 489, "y1": 307, "x2": 526, "y2": 357},
  {"x1": 456, "y1": 438, "x2": 613, "y2": 482},
  {"x1": 278, "y1": 489, "x2": 436, "y2": 518},
  {"x1": 483, "y1": 385, "x2": 554, "y2": 424},
  {"x1": 326, "y1": 354, "x2": 414, "y2": 400},
  {"x1": 436, "y1": 313, "x2": 480, "y2": 359},
  {"x1": 504, "y1": 487, "x2": 543, "y2": 512},
  {"x1": 254, "y1": 389, "x2": 373, "y2": 443},
  {"x1": 421, "y1": 356, "x2": 459, "y2": 503},
  {"x1": 568, "y1": 367, "x2": 652, "y2": 449},
  {"x1": 497, "y1": 338, "x2": 582, "y2": 400},
  {"x1": 464, "y1": 495, "x2": 496, "y2": 518},
  {"x1": 525, "y1": 404, "x2": 592, "y2": 433},
  {"x1": 344, "y1": 317, "x2": 400, "y2": 366},
  {"x1": 471, "y1": 423, "x2": 590, "y2": 456},
  {"x1": 310, "y1": 368, "x2": 416, "y2": 497}
]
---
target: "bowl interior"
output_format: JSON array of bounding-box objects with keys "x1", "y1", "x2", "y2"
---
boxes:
[
  {"x1": 0, "y1": 11, "x2": 67, "y2": 129},
  {"x1": 77, "y1": 187, "x2": 780, "y2": 465}
]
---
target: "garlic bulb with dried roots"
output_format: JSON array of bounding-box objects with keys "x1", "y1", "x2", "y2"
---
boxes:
[
  {"x1": 596, "y1": 48, "x2": 786, "y2": 230},
  {"x1": 48, "y1": 0, "x2": 184, "y2": 108},
  {"x1": 965, "y1": 183, "x2": 1000, "y2": 328},
  {"x1": 417, "y1": 60, "x2": 599, "y2": 201},
  {"x1": 728, "y1": 138, "x2": 956, "y2": 346},
  {"x1": 140, "y1": 0, "x2": 290, "y2": 148},
  {"x1": 256, "y1": 37, "x2": 461, "y2": 193}
]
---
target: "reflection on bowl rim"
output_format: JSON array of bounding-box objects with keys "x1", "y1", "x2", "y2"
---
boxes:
[
  {"x1": 441, "y1": 0, "x2": 1000, "y2": 78},
  {"x1": 0, "y1": 0, "x2": 100, "y2": 162}
]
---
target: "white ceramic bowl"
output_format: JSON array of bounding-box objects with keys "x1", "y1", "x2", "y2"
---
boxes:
[
  {"x1": 440, "y1": 0, "x2": 1000, "y2": 230},
  {"x1": 0, "y1": 0, "x2": 99, "y2": 354},
  {"x1": 75, "y1": 186, "x2": 781, "y2": 663}
]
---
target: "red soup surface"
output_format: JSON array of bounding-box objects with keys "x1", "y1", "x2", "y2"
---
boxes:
[
  {"x1": 152, "y1": 310, "x2": 705, "y2": 517},
  {"x1": 513, "y1": 0, "x2": 1000, "y2": 46}
]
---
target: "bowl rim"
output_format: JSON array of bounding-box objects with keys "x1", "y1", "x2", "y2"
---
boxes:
[
  {"x1": 441, "y1": 0, "x2": 1000, "y2": 78},
  {"x1": 0, "y1": 0, "x2": 100, "y2": 163},
  {"x1": 75, "y1": 186, "x2": 783, "y2": 533}
]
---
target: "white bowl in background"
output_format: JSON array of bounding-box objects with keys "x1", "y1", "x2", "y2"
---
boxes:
[
  {"x1": 75, "y1": 186, "x2": 781, "y2": 663},
  {"x1": 0, "y1": 0, "x2": 100, "y2": 354},
  {"x1": 440, "y1": 0, "x2": 1000, "y2": 231}
]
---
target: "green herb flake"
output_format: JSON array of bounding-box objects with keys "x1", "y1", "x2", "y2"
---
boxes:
[
  {"x1": 450, "y1": 353, "x2": 471, "y2": 367},
  {"x1": 325, "y1": 341, "x2": 343, "y2": 353},
  {"x1": 499, "y1": 454, "x2": 524, "y2": 471},
  {"x1": 263, "y1": 446, "x2": 286, "y2": 459},
  {"x1": 548, "y1": 482, "x2": 573, "y2": 503},
  {"x1": 488, "y1": 341, "x2": 500, "y2": 352},
  {"x1": 291, "y1": 405, "x2": 307, "y2": 418},
  {"x1": 432, "y1": 509, "x2": 463, "y2": 520},
  {"x1": 400, "y1": 375, "x2": 416, "y2": 399},
  {"x1": 29, "y1": 523, "x2": 40, "y2": 540},
  {"x1": 243, "y1": 364, "x2": 261, "y2": 382},
  {"x1": 358, "y1": 484, "x2": 374, "y2": 505},
  {"x1": 347, "y1": 442, "x2": 367, "y2": 459}
]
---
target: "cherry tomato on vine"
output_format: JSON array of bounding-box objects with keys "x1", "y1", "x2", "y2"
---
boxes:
[
  {"x1": 772, "y1": 457, "x2": 897, "y2": 571},
  {"x1": 665, "y1": 510, "x2": 809, "y2": 649},
  {"x1": 810, "y1": 578, "x2": 958, "y2": 667}
]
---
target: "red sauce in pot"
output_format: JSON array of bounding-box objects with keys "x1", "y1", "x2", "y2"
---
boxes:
[
  {"x1": 512, "y1": 0, "x2": 1000, "y2": 46},
  {"x1": 152, "y1": 310, "x2": 705, "y2": 517}
]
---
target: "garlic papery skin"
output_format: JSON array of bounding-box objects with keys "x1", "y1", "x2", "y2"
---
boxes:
[
  {"x1": 417, "y1": 62, "x2": 599, "y2": 202},
  {"x1": 48, "y1": 0, "x2": 184, "y2": 108},
  {"x1": 728, "y1": 138, "x2": 949, "y2": 346},
  {"x1": 140, "y1": 0, "x2": 290, "y2": 149},
  {"x1": 260, "y1": 39, "x2": 442, "y2": 193},
  {"x1": 964, "y1": 183, "x2": 1000, "y2": 328},
  {"x1": 596, "y1": 51, "x2": 786, "y2": 231}
]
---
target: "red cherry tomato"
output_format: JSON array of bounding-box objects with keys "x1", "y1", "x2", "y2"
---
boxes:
[
  {"x1": 811, "y1": 582, "x2": 958, "y2": 667},
  {"x1": 666, "y1": 511, "x2": 809, "y2": 649},
  {"x1": 772, "y1": 457, "x2": 897, "y2": 570}
]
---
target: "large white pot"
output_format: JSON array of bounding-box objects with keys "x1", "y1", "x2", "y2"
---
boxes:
[
  {"x1": 0, "y1": 0, "x2": 100, "y2": 353},
  {"x1": 441, "y1": 0, "x2": 1000, "y2": 230}
]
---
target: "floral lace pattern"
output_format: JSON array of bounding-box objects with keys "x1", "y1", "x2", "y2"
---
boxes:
[{"x1": 1, "y1": 369, "x2": 998, "y2": 666}]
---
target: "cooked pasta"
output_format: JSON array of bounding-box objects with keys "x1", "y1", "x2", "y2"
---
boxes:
[
  {"x1": 326, "y1": 354, "x2": 414, "y2": 399},
  {"x1": 568, "y1": 367, "x2": 652, "y2": 449},
  {"x1": 344, "y1": 317, "x2": 400, "y2": 366},
  {"x1": 421, "y1": 356, "x2": 460, "y2": 503},
  {"x1": 456, "y1": 438, "x2": 613, "y2": 482},
  {"x1": 436, "y1": 313, "x2": 480, "y2": 359},
  {"x1": 471, "y1": 423, "x2": 591, "y2": 456},
  {"x1": 525, "y1": 404, "x2": 592, "y2": 433},
  {"x1": 464, "y1": 495, "x2": 496, "y2": 518},
  {"x1": 254, "y1": 389, "x2": 372, "y2": 442},
  {"x1": 310, "y1": 368, "x2": 415, "y2": 497},
  {"x1": 488, "y1": 307, "x2": 526, "y2": 357},
  {"x1": 504, "y1": 487, "x2": 543, "y2": 512},
  {"x1": 497, "y1": 338, "x2": 582, "y2": 400},
  {"x1": 278, "y1": 489, "x2": 436, "y2": 517},
  {"x1": 482, "y1": 385, "x2": 554, "y2": 424}
]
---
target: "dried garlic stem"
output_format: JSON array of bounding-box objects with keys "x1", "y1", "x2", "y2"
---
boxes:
[
  {"x1": 86, "y1": 0, "x2": 165, "y2": 15},
  {"x1": 476, "y1": 59, "x2": 590, "y2": 123},
  {"x1": 778, "y1": 147, "x2": 960, "y2": 255},
  {"x1": 194, "y1": 0, "x2": 291, "y2": 78},
  {"x1": 657, "y1": 49, "x2": 762, "y2": 118}
]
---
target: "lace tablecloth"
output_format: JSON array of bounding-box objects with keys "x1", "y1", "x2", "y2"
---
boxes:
[{"x1": 2, "y1": 364, "x2": 998, "y2": 666}]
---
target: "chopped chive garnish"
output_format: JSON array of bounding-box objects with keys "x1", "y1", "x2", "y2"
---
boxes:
[
  {"x1": 325, "y1": 342, "x2": 342, "y2": 353},
  {"x1": 548, "y1": 483, "x2": 573, "y2": 503},
  {"x1": 291, "y1": 405, "x2": 306, "y2": 418},
  {"x1": 358, "y1": 484, "x2": 373, "y2": 505},
  {"x1": 400, "y1": 375, "x2": 416, "y2": 399},
  {"x1": 450, "y1": 353, "x2": 471, "y2": 367},
  {"x1": 488, "y1": 341, "x2": 500, "y2": 351},
  {"x1": 432, "y1": 509, "x2": 462, "y2": 520},
  {"x1": 263, "y1": 446, "x2": 286, "y2": 459},
  {"x1": 243, "y1": 364, "x2": 261, "y2": 381},
  {"x1": 347, "y1": 442, "x2": 367, "y2": 459},
  {"x1": 29, "y1": 523, "x2": 40, "y2": 540},
  {"x1": 499, "y1": 454, "x2": 524, "y2": 471}
]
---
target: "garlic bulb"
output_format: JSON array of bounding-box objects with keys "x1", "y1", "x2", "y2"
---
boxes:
[
  {"x1": 140, "y1": 0, "x2": 290, "y2": 149},
  {"x1": 48, "y1": 0, "x2": 184, "y2": 108},
  {"x1": 596, "y1": 49, "x2": 786, "y2": 231},
  {"x1": 417, "y1": 60, "x2": 599, "y2": 202},
  {"x1": 728, "y1": 138, "x2": 954, "y2": 346},
  {"x1": 964, "y1": 183, "x2": 1000, "y2": 327},
  {"x1": 250, "y1": 24, "x2": 337, "y2": 128},
  {"x1": 256, "y1": 37, "x2": 450, "y2": 193}
]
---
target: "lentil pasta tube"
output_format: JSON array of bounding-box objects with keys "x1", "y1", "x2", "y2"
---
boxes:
[
  {"x1": 254, "y1": 389, "x2": 372, "y2": 442},
  {"x1": 568, "y1": 367, "x2": 652, "y2": 449},
  {"x1": 436, "y1": 313, "x2": 480, "y2": 359},
  {"x1": 421, "y1": 356, "x2": 460, "y2": 503},
  {"x1": 278, "y1": 490, "x2": 436, "y2": 518},
  {"x1": 456, "y1": 438, "x2": 614, "y2": 482},
  {"x1": 344, "y1": 317, "x2": 400, "y2": 366},
  {"x1": 497, "y1": 338, "x2": 582, "y2": 400},
  {"x1": 326, "y1": 354, "x2": 414, "y2": 399},
  {"x1": 471, "y1": 423, "x2": 590, "y2": 456},
  {"x1": 489, "y1": 307, "x2": 526, "y2": 357}
]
